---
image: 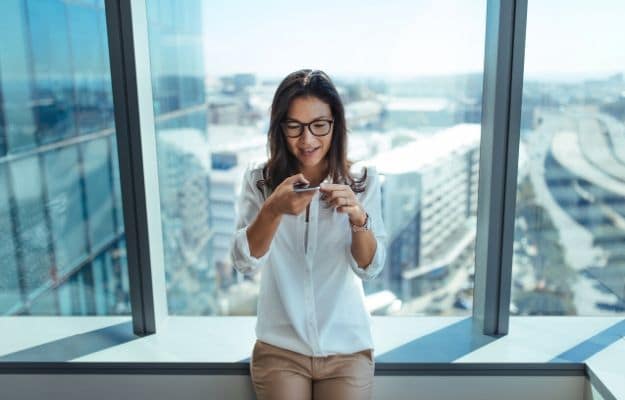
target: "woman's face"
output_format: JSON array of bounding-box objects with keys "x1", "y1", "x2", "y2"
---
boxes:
[{"x1": 284, "y1": 96, "x2": 333, "y2": 172}]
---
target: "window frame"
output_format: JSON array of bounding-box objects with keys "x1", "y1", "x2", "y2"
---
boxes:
[
  {"x1": 104, "y1": 0, "x2": 529, "y2": 336},
  {"x1": 473, "y1": 0, "x2": 527, "y2": 335},
  {"x1": 105, "y1": 0, "x2": 168, "y2": 335}
]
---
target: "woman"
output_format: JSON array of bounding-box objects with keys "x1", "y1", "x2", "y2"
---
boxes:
[{"x1": 231, "y1": 69, "x2": 387, "y2": 400}]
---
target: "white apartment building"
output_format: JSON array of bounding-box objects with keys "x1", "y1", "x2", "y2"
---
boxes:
[{"x1": 365, "y1": 124, "x2": 480, "y2": 311}]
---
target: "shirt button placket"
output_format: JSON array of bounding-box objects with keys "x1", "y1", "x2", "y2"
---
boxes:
[{"x1": 305, "y1": 271, "x2": 322, "y2": 355}]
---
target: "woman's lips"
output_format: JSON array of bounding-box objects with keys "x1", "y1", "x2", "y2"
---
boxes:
[{"x1": 300, "y1": 147, "x2": 320, "y2": 158}]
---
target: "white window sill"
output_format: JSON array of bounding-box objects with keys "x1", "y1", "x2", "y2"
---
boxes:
[{"x1": 1, "y1": 316, "x2": 623, "y2": 398}]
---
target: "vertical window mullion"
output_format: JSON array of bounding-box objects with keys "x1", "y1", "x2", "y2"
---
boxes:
[
  {"x1": 473, "y1": 0, "x2": 528, "y2": 335},
  {"x1": 104, "y1": 0, "x2": 167, "y2": 335}
]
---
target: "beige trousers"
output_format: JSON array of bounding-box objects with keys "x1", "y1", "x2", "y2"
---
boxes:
[{"x1": 250, "y1": 340, "x2": 375, "y2": 400}]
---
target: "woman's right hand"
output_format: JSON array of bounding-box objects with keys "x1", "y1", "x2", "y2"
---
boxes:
[{"x1": 264, "y1": 174, "x2": 317, "y2": 217}]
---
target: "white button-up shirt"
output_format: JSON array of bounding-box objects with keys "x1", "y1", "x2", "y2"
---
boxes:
[{"x1": 230, "y1": 163, "x2": 387, "y2": 357}]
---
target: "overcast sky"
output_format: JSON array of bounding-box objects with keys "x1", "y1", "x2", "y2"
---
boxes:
[{"x1": 201, "y1": 0, "x2": 625, "y2": 81}]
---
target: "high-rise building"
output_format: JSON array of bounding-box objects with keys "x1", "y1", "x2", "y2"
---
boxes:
[
  {"x1": 0, "y1": 0, "x2": 128, "y2": 315},
  {"x1": 146, "y1": 0, "x2": 218, "y2": 315},
  {"x1": 365, "y1": 124, "x2": 480, "y2": 313},
  {"x1": 156, "y1": 127, "x2": 214, "y2": 314},
  {"x1": 0, "y1": 0, "x2": 210, "y2": 316}
]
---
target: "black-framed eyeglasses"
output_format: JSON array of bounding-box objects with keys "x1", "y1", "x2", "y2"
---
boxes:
[{"x1": 281, "y1": 118, "x2": 334, "y2": 138}]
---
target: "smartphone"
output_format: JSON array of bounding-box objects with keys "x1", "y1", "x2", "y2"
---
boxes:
[{"x1": 293, "y1": 182, "x2": 320, "y2": 192}]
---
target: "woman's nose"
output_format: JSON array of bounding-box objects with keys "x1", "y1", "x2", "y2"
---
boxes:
[{"x1": 299, "y1": 128, "x2": 317, "y2": 144}]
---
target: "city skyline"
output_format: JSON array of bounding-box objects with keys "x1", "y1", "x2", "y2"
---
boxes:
[{"x1": 1, "y1": 0, "x2": 623, "y2": 318}]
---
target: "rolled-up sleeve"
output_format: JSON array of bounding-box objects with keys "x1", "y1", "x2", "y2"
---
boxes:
[
  {"x1": 230, "y1": 167, "x2": 271, "y2": 275},
  {"x1": 346, "y1": 167, "x2": 388, "y2": 281}
]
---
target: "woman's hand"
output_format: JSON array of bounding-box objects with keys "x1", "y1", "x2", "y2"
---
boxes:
[
  {"x1": 264, "y1": 174, "x2": 317, "y2": 217},
  {"x1": 320, "y1": 183, "x2": 367, "y2": 226}
]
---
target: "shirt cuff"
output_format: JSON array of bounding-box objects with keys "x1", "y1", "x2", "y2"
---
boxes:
[
  {"x1": 346, "y1": 236, "x2": 386, "y2": 281},
  {"x1": 231, "y1": 227, "x2": 271, "y2": 275}
]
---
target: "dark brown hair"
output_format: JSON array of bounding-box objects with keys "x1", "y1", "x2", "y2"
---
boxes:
[{"x1": 258, "y1": 69, "x2": 366, "y2": 195}]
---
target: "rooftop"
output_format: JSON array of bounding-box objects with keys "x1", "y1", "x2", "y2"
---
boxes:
[{"x1": 366, "y1": 124, "x2": 481, "y2": 175}]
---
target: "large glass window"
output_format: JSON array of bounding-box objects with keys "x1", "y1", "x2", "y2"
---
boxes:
[
  {"x1": 0, "y1": 0, "x2": 129, "y2": 316},
  {"x1": 26, "y1": 0, "x2": 77, "y2": 145},
  {"x1": 67, "y1": 4, "x2": 114, "y2": 133},
  {"x1": 0, "y1": 165, "x2": 21, "y2": 313},
  {"x1": 0, "y1": 0, "x2": 37, "y2": 152},
  {"x1": 511, "y1": 0, "x2": 625, "y2": 315},
  {"x1": 83, "y1": 137, "x2": 117, "y2": 250},
  {"x1": 9, "y1": 157, "x2": 51, "y2": 299},
  {"x1": 43, "y1": 145, "x2": 89, "y2": 272},
  {"x1": 147, "y1": 0, "x2": 486, "y2": 316}
]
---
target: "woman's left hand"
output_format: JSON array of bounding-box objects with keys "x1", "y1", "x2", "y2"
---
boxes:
[{"x1": 320, "y1": 183, "x2": 367, "y2": 226}]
